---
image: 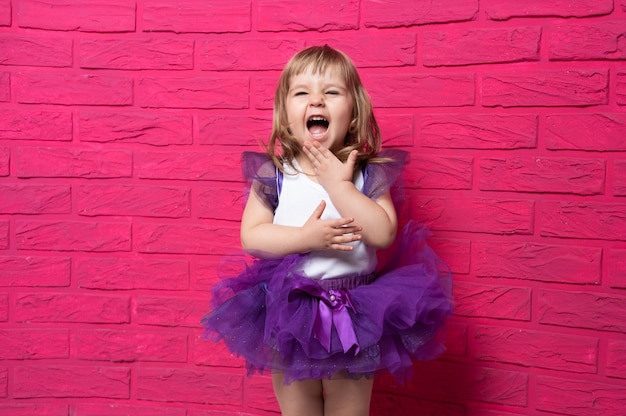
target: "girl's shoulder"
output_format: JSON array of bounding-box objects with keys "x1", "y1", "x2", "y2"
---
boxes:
[
  {"x1": 362, "y1": 149, "x2": 409, "y2": 200},
  {"x1": 242, "y1": 151, "x2": 280, "y2": 211},
  {"x1": 242, "y1": 151, "x2": 275, "y2": 180}
]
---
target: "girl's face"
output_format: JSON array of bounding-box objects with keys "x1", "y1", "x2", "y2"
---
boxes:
[{"x1": 285, "y1": 67, "x2": 353, "y2": 152}]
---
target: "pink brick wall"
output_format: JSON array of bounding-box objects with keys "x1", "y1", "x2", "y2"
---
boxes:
[{"x1": 0, "y1": 0, "x2": 625, "y2": 415}]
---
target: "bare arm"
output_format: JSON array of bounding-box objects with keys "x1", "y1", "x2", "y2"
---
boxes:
[
  {"x1": 302, "y1": 141, "x2": 398, "y2": 248},
  {"x1": 240, "y1": 185, "x2": 363, "y2": 259}
]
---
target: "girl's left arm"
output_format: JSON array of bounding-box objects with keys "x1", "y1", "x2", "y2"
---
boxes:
[{"x1": 303, "y1": 142, "x2": 398, "y2": 248}]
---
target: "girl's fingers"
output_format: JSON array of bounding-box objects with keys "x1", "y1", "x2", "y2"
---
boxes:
[
  {"x1": 311, "y1": 200, "x2": 326, "y2": 219},
  {"x1": 346, "y1": 149, "x2": 358, "y2": 171}
]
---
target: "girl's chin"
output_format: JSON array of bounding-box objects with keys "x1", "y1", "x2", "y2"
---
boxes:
[{"x1": 306, "y1": 133, "x2": 329, "y2": 143}]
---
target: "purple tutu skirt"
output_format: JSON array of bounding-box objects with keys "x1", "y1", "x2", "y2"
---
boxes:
[{"x1": 201, "y1": 222, "x2": 454, "y2": 384}]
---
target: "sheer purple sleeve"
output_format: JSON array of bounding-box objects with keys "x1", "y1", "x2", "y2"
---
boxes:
[
  {"x1": 361, "y1": 149, "x2": 409, "y2": 201},
  {"x1": 242, "y1": 151, "x2": 279, "y2": 211}
]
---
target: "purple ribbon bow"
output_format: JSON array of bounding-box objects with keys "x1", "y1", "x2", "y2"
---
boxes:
[{"x1": 290, "y1": 280, "x2": 360, "y2": 355}]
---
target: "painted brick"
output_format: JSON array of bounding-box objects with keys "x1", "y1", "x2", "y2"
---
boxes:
[
  {"x1": 136, "y1": 368, "x2": 243, "y2": 405},
  {"x1": 244, "y1": 376, "x2": 278, "y2": 412},
  {"x1": 453, "y1": 281, "x2": 531, "y2": 321},
  {"x1": 0, "y1": 184, "x2": 71, "y2": 214},
  {"x1": 607, "y1": 339, "x2": 626, "y2": 379},
  {"x1": 257, "y1": 0, "x2": 358, "y2": 32},
  {"x1": 411, "y1": 196, "x2": 533, "y2": 235},
  {"x1": 16, "y1": 147, "x2": 132, "y2": 178},
  {"x1": 136, "y1": 295, "x2": 208, "y2": 327},
  {"x1": 255, "y1": 76, "x2": 281, "y2": 109},
  {"x1": 363, "y1": 0, "x2": 478, "y2": 28},
  {"x1": 405, "y1": 155, "x2": 473, "y2": 190},
  {"x1": 15, "y1": 220, "x2": 131, "y2": 252},
  {"x1": 618, "y1": 72, "x2": 626, "y2": 105},
  {"x1": 194, "y1": 255, "x2": 247, "y2": 289},
  {"x1": 78, "y1": 111, "x2": 192, "y2": 146},
  {"x1": 479, "y1": 157, "x2": 605, "y2": 195},
  {"x1": 364, "y1": 73, "x2": 475, "y2": 108},
  {"x1": 198, "y1": 115, "x2": 271, "y2": 146},
  {"x1": 428, "y1": 238, "x2": 471, "y2": 275},
  {"x1": 484, "y1": 0, "x2": 614, "y2": 20},
  {"x1": 545, "y1": 114, "x2": 626, "y2": 151},
  {"x1": 467, "y1": 410, "x2": 521, "y2": 416},
  {"x1": 13, "y1": 365, "x2": 130, "y2": 398},
  {"x1": 0, "y1": 367, "x2": 6, "y2": 397},
  {"x1": 538, "y1": 290, "x2": 626, "y2": 333},
  {"x1": 0, "y1": 404, "x2": 68, "y2": 416},
  {"x1": 75, "y1": 329, "x2": 187, "y2": 362},
  {"x1": 0, "y1": 293, "x2": 6, "y2": 321},
  {"x1": 14, "y1": 292, "x2": 130, "y2": 323},
  {"x1": 0, "y1": 221, "x2": 7, "y2": 250},
  {"x1": 615, "y1": 160, "x2": 626, "y2": 196},
  {"x1": 536, "y1": 375, "x2": 626, "y2": 416},
  {"x1": 75, "y1": 257, "x2": 189, "y2": 290},
  {"x1": 0, "y1": 34, "x2": 72, "y2": 67},
  {"x1": 423, "y1": 27, "x2": 540, "y2": 66},
  {"x1": 199, "y1": 39, "x2": 303, "y2": 71},
  {"x1": 193, "y1": 256, "x2": 240, "y2": 291},
  {"x1": 138, "y1": 76, "x2": 249, "y2": 109},
  {"x1": 474, "y1": 241, "x2": 601, "y2": 285},
  {"x1": 420, "y1": 114, "x2": 537, "y2": 149},
  {"x1": 377, "y1": 114, "x2": 414, "y2": 147},
  {"x1": 0, "y1": 71, "x2": 10, "y2": 102},
  {"x1": 74, "y1": 404, "x2": 185, "y2": 416},
  {"x1": 15, "y1": 73, "x2": 133, "y2": 106},
  {"x1": 307, "y1": 33, "x2": 417, "y2": 68},
  {"x1": 400, "y1": 361, "x2": 528, "y2": 406},
  {"x1": 193, "y1": 335, "x2": 244, "y2": 368},
  {"x1": 0, "y1": 147, "x2": 8, "y2": 176},
  {"x1": 190, "y1": 411, "x2": 259, "y2": 416},
  {"x1": 17, "y1": 0, "x2": 135, "y2": 32},
  {"x1": 0, "y1": 0, "x2": 9, "y2": 26},
  {"x1": 79, "y1": 38, "x2": 193, "y2": 70},
  {"x1": 142, "y1": 1, "x2": 251, "y2": 33},
  {"x1": 483, "y1": 69, "x2": 608, "y2": 107},
  {"x1": 608, "y1": 250, "x2": 626, "y2": 289},
  {"x1": 0, "y1": 329, "x2": 69, "y2": 359},
  {"x1": 136, "y1": 149, "x2": 240, "y2": 181},
  {"x1": 540, "y1": 201, "x2": 626, "y2": 241},
  {"x1": 197, "y1": 184, "x2": 245, "y2": 221},
  {"x1": 371, "y1": 394, "x2": 465, "y2": 416},
  {"x1": 443, "y1": 322, "x2": 468, "y2": 357},
  {"x1": 136, "y1": 223, "x2": 238, "y2": 255},
  {"x1": 473, "y1": 325, "x2": 598, "y2": 373},
  {"x1": 77, "y1": 184, "x2": 190, "y2": 218},
  {"x1": 549, "y1": 21, "x2": 626, "y2": 61},
  {"x1": 0, "y1": 109, "x2": 72, "y2": 141},
  {"x1": 0, "y1": 256, "x2": 71, "y2": 287}
]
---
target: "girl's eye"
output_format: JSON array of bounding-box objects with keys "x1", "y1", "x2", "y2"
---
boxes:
[
  {"x1": 326, "y1": 90, "x2": 339, "y2": 95},
  {"x1": 294, "y1": 91, "x2": 307, "y2": 96}
]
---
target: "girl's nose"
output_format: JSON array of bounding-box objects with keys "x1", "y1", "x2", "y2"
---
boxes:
[{"x1": 309, "y1": 93, "x2": 324, "y2": 106}]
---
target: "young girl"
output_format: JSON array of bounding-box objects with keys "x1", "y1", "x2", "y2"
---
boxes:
[{"x1": 202, "y1": 45, "x2": 453, "y2": 416}]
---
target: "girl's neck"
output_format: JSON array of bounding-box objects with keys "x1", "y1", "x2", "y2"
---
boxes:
[{"x1": 294, "y1": 154, "x2": 318, "y2": 179}]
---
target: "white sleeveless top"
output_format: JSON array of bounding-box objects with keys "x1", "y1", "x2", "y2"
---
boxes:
[{"x1": 273, "y1": 160, "x2": 377, "y2": 280}]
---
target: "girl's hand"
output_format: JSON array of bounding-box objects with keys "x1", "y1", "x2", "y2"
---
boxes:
[
  {"x1": 302, "y1": 200, "x2": 362, "y2": 251},
  {"x1": 303, "y1": 141, "x2": 358, "y2": 192}
]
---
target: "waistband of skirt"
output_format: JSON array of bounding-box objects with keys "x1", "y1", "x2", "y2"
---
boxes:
[{"x1": 317, "y1": 273, "x2": 377, "y2": 291}]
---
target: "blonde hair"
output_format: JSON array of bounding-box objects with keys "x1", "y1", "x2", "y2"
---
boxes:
[{"x1": 265, "y1": 45, "x2": 382, "y2": 172}]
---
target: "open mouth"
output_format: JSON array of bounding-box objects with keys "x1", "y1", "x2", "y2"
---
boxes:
[{"x1": 306, "y1": 116, "x2": 329, "y2": 139}]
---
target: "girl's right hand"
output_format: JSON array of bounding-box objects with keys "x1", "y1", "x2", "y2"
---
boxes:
[{"x1": 301, "y1": 200, "x2": 362, "y2": 251}]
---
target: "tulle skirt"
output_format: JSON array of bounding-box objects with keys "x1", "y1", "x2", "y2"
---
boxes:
[{"x1": 201, "y1": 222, "x2": 454, "y2": 384}]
